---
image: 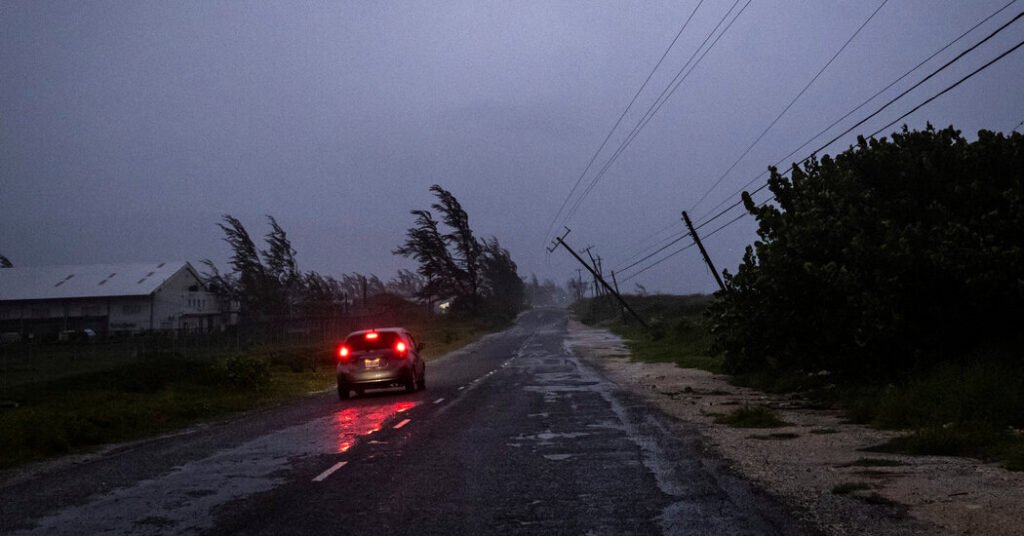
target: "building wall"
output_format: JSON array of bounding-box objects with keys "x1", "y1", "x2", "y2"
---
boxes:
[
  {"x1": 108, "y1": 297, "x2": 156, "y2": 333},
  {"x1": 0, "y1": 296, "x2": 153, "y2": 337},
  {"x1": 151, "y1": 266, "x2": 222, "y2": 332},
  {"x1": 0, "y1": 265, "x2": 223, "y2": 336}
]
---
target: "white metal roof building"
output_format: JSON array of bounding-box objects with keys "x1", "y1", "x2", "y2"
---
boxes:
[{"x1": 0, "y1": 261, "x2": 223, "y2": 337}]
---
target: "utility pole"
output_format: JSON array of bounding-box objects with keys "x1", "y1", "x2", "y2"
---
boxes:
[
  {"x1": 682, "y1": 211, "x2": 726, "y2": 292},
  {"x1": 583, "y1": 247, "x2": 601, "y2": 298},
  {"x1": 610, "y1": 270, "x2": 625, "y2": 320},
  {"x1": 549, "y1": 228, "x2": 648, "y2": 328}
]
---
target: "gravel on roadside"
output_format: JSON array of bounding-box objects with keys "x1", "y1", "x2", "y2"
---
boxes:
[{"x1": 567, "y1": 320, "x2": 1024, "y2": 536}]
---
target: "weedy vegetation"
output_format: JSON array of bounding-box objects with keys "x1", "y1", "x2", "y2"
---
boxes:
[
  {"x1": 714, "y1": 405, "x2": 789, "y2": 428},
  {"x1": 0, "y1": 314, "x2": 495, "y2": 470}
]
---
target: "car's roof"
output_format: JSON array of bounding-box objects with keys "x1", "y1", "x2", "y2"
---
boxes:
[{"x1": 346, "y1": 327, "x2": 410, "y2": 337}]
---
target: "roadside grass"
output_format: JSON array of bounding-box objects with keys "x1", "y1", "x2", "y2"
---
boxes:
[
  {"x1": 845, "y1": 360, "x2": 1024, "y2": 470},
  {"x1": 571, "y1": 295, "x2": 1024, "y2": 471},
  {"x1": 0, "y1": 351, "x2": 334, "y2": 470},
  {"x1": 0, "y1": 315, "x2": 502, "y2": 471},
  {"x1": 714, "y1": 405, "x2": 789, "y2": 428},
  {"x1": 573, "y1": 295, "x2": 723, "y2": 373}
]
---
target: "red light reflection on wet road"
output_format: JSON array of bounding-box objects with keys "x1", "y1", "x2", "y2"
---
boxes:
[{"x1": 331, "y1": 401, "x2": 419, "y2": 453}]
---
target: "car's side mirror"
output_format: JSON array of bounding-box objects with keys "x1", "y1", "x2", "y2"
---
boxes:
[{"x1": 418, "y1": 342, "x2": 427, "y2": 351}]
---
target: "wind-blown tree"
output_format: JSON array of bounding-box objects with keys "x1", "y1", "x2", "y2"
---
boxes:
[
  {"x1": 203, "y1": 215, "x2": 349, "y2": 318},
  {"x1": 263, "y1": 216, "x2": 299, "y2": 287},
  {"x1": 199, "y1": 258, "x2": 239, "y2": 299},
  {"x1": 387, "y1": 269, "x2": 427, "y2": 301},
  {"x1": 213, "y1": 215, "x2": 275, "y2": 316},
  {"x1": 478, "y1": 237, "x2": 525, "y2": 316},
  {"x1": 300, "y1": 271, "x2": 346, "y2": 316},
  {"x1": 338, "y1": 272, "x2": 387, "y2": 309},
  {"x1": 430, "y1": 185, "x2": 482, "y2": 308},
  {"x1": 394, "y1": 206, "x2": 466, "y2": 306},
  {"x1": 262, "y1": 216, "x2": 302, "y2": 314},
  {"x1": 395, "y1": 185, "x2": 526, "y2": 319},
  {"x1": 707, "y1": 126, "x2": 1024, "y2": 380}
]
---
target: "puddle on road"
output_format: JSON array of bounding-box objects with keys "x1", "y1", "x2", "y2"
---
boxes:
[{"x1": 11, "y1": 400, "x2": 419, "y2": 536}]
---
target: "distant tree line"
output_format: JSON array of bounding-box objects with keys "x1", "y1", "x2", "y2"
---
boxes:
[
  {"x1": 201, "y1": 216, "x2": 428, "y2": 319},
  {"x1": 707, "y1": 125, "x2": 1024, "y2": 380},
  {"x1": 394, "y1": 185, "x2": 526, "y2": 319},
  {"x1": 203, "y1": 185, "x2": 535, "y2": 322},
  {"x1": 526, "y1": 274, "x2": 566, "y2": 306}
]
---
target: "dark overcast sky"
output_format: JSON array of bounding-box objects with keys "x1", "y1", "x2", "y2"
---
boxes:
[{"x1": 3, "y1": 1, "x2": 1022, "y2": 294}]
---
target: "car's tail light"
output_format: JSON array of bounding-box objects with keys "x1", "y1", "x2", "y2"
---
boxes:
[
  {"x1": 365, "y1": 332, "x2": 379, "y2": 340},
  {"x1": 338, "y1": 345, "x2": 351, "y2": 362},
  {"x1": 394, "y1": 341, "x2": 407, "y2": 355}
]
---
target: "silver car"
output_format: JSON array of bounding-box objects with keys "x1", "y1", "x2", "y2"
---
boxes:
[{"x1": 335, "y1": 327, "x2": 426, "y2": 400}]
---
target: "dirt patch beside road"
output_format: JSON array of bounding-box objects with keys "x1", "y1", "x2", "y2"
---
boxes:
[{"x1": 567, "y1": 320, "x2": 1024, "y2": 536}]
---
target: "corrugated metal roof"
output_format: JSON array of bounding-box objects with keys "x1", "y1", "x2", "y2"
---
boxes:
[{"x1": 0, "y1": 262, "x2": 196, "y2": 301}]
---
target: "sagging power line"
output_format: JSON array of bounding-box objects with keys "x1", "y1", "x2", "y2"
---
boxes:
[
  {"x1": 688, "y1": 0, "x2": 890, "y2": 214},
  {"x1": 694, "y1": 5, "x2": 1024, "y2": 227},
  {"x1": 544, "y1": 0, "x2": 707, "y2": 244}
]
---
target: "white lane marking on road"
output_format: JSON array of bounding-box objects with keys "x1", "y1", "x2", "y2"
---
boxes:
[
  {"x1": 312, "y1": 461, "x2": 348, "y2": 482},
  {"x1": 394, "y1": 419, "x2": 411, "y2": 429},
  {"x1": 433, "y1": 397, "x2": 445, "y2": 404},
  {"x1": 458, "y1": 386, "x2": 466, "y2": 391}
]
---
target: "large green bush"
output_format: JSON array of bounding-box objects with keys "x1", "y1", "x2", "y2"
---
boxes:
[{"x1": 708, "y1": 126, "x2": 1024, "y2": 380}]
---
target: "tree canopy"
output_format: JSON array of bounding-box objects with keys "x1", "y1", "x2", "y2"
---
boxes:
[
  {"x1": 707, "y1": 126, "x2": 1024, "y2": 380},
  {"x1": 395, "y1": 185, "x2": 525, "y2": 318}
]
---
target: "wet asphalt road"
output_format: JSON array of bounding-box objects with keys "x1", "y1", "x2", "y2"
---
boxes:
[{"x1": 1, "y1": 308, "x2": 811, "y2": 535}]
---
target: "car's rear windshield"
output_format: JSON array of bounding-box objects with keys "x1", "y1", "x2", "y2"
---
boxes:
[{"x1": 346, "y1": 332, "x2": 401, "y2": 351}]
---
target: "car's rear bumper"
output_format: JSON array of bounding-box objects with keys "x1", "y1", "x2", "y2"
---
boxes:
[{"x1": 337, "y1": 367, "x2": 411, "y2": 388}]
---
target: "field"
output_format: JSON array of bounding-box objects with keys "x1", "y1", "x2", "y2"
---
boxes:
[{"x1": 0, "y1": 313, "x2": 497, "y2": 470}]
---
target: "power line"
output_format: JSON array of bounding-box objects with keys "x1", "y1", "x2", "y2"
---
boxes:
[
  {"x1": 688, "y1": 0, "x2": 890, "y2": 214},
  {"x1": 614, "y1": 8, "x2": 1024, "y2": 287},
  {"x1": 621, "y1": 196, "x2": 771, "y2": 283},
  {"x1": 620, "y1": 241, "x2": 696, "y2": 283},
  {"x1": 560, "y1": 0, "x2": 751, "y2": 226},
  {"x1": 866, "y1": 37, "x2": 1024, "y2": 139},
  {"x1": 611, "y1": 224, "x2": 687, "y2": 271},
  {"x1": 617, "y1": 0, "x2": 1018, "y2": 259},
  {"x1": 695, "y1": 0, "x2": 1021, "y2": 225},
  {"x1": 545, "y1": 0, "x2": 706, "y2": 243},
  {"x1": 676, "y1": 31, "x2": 1024, "y2": 275},
  {"x1": 615, "y1": 231, "x2": 690, "y2": 276},
  {"x1": 693, "y1": 7, "x2": 1024, "y2": 229}
]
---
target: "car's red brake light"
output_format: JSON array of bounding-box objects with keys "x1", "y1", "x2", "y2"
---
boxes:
[
  {"x1": 394, "y1": 341, "x2": 407, "y2": 355},
  {"x1": 365, "y1": 332, "x2": 379, "y2": 340},
  {"x1": 338, "y1": 345, "x2": 351, "y2": 362}
]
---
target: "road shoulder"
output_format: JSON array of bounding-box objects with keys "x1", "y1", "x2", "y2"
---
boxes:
[{"x1": 566, "y1": 319, "x2": 1024, "y2": 536}]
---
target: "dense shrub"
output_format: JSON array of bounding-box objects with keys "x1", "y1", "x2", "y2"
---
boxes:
[
  {"x1": 212, "y1": 353, "x2": 271, "y2": 389},
  {"x1": 708, "y1": 126, "x2": 1024, "y2": 380}
]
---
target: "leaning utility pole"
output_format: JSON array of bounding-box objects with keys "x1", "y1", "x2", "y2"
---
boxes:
[
  {"x1": 682, "y1": 211, "x2": 726, "y2": 292},
  {"x1": 583, "y1": 247, "x2": 601, "y2": 298},
  {"x1": 549, "y1": 228, "x2": 648, "y2": 328},
  {"x1": 610, "y1": 270, "x2": 626, "y2": 320}
]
